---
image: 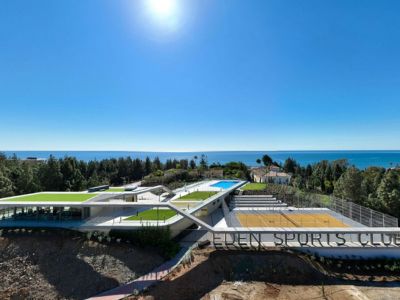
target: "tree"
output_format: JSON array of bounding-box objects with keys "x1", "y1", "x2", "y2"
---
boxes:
[
  {"x1": 189, "y1": 159, "x2": 196, "y2": 169},
  {"x1": 333, "y1": 167, "x2": 364, "y2": 203},
  {"x1": 376, "y1": 170, "x2": 400, "y2": 216},
  {"x1": 292, "y1": 176, "x2": 305, "y2": 189},
  {"x1": 132, "y1": 158, "x2": 144, "y2": 180},
  {"x1": 332, "y1": 159, "x2": 348, "y2": 181},
  {"x1": 153, "y1": 157, "x2": 162, "y2": 171},
  {"x1": 179, "y1": 159, "x2": 189, "y2": 169},
  {"x1": 0, "y1": 171, "x2": 13, "y2": 197},
  {"x1": 261, "y1": 154, "x2": 273, "y2": 167},
  {"x1": 14, "y1": 163, "x2": 40, "y2": 194},
  {"x1": 305, "y1": 164, "x2": 313, "y2": 177},
  {"x1": 165, "y1": 159, "x2": 174, "y2": 170},
  {"x1": 283, "y1": 158, "x2": 297, "y2": 174},
  {"x1": 39, "y1": 156, "x2": 63, "y2": 191},
  {"x1": 87, "y1": 170, "x2": 101, "y2": 187},
  {"x1": 199, "y1": 154, "x2": 208, "y2": 169},
  {"x1": 144, "y1": 157, "x2": 152, "y2": 175},
  {"x1": 116, "y1": 157, "x2": 129, "y2": 184},
  {"x1": 60, "y1": 157, "x2": 86, "y2": 191},
  {"x1": 362, "y1": 167, "x2": 385, "y2": 197},
  {"x1": 256, "y1": 158, "x2": 261, "y2": 165},
  {"x1": 223, "y1": 162, "x2": 250, "y2": 180}
]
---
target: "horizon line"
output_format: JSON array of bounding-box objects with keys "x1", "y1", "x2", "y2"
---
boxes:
[{"x1": 2, "y1": 149, "x2": 400, "y2": 153}]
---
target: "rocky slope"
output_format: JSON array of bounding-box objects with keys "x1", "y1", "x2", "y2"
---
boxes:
[{"x1": 0, "y1": 230, "x2": 164, "y2": 300}]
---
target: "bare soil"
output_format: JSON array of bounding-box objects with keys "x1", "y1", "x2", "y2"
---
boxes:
[
  {"x1": 0, "y1": 230, "x2": 164, "y2": 300},
  {"x1": 130, "y1": 248, "x2": 400, "y2": 300}
]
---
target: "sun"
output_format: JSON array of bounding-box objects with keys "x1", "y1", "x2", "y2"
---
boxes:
[
  {"x1": 146, "y1": 0, "x2": 178, "y2": 20},
  {"x1": 135, "y1": 0, "x2": 184, "y2": 35}
]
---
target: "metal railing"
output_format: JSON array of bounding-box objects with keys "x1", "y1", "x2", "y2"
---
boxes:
[{"x1": 285, "y1": 193, "x2": 398, "y2": 228}]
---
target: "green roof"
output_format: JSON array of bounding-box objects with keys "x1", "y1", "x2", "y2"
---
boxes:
[
  {"x1": 176, "y1": 191, "x2": 218, "y2": 201},
  {"x1": 1, "y1": 193, "x2": 98, "y2": 202},
  {"x1": 103, "y1": 188, "x2": 125, "y2": 192},
  {"x1": 125, "y1": 209, "x2": 177, "y2": 221}
]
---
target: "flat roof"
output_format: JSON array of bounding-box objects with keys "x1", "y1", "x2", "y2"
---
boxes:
[
  {"x1": 0, "y1": 181, "x2": 245, "y2": 208},
  {"x1": 0, "y1": 193, "x2": 98, "y2": 203}
]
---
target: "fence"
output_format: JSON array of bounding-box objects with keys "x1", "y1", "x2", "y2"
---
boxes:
[
  {"x1": 329, "y1": 196, "x2": 398, "y2": 227},
  {"x1": 284, "y1": 192, "x2": 398, "y2": 228}
]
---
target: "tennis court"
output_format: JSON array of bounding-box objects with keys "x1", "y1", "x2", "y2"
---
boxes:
[{"x1": 237, "y1": 212, "x2": 348, "y2": 227}]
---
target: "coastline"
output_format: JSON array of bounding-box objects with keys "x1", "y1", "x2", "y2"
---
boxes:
[{"x1": 2, "y1": 150, "x2": 400, "y2": 169}]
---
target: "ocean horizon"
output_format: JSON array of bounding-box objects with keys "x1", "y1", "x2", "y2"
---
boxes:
[{"x1": 2, "y1": 150, "x2": 400, "y2": 169}]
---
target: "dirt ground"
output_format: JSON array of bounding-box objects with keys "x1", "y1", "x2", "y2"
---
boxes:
[
  {"x1": 0, "y1": 230, "x2": 164, "y2": 300},
  {"x1": 2, "y1": 230, "x2": 400, "y2": 300},
  {"x1": 131, "y1": 248, "x2": 400, "y2": 300}
]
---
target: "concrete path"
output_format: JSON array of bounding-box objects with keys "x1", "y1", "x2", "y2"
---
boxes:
[{"x1": 87, "y1": 245, "x2": 192, "y2": 300}]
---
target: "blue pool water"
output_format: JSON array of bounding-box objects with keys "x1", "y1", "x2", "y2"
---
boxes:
[{"x1": 211, "y1": 180, "x2": 240, "y2": 189}]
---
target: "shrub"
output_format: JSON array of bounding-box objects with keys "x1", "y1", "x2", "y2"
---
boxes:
[{"x1": 109, "y1": 227, "x2": 180, "y2": 259}]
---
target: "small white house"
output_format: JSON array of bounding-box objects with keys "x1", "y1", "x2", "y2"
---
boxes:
[
  {"x1": 251, "y1": 166, "x2": 291, "y2": 185},
  {"x1": 265, "y1": 171, "x2": 291, "y2": 184}
]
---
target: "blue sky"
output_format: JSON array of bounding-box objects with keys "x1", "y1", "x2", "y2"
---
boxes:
[{"x1": 1, "y1": 0, "x2": 400, "y2": 151}]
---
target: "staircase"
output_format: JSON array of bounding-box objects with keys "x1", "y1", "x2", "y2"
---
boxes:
[{"x1": 230, "y1": 195, "x2": 287, "y2": 209}]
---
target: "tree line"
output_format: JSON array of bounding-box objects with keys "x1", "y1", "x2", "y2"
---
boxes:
[
  {"x1": 276, "y1": 156, "x2": 400, "y2": 218},
  {"x1": 0, "y1": 153, "x2": 250, "y2": 198},
  {"x1": 0, "y1": 153, "x2": 202, "y2": 197}
]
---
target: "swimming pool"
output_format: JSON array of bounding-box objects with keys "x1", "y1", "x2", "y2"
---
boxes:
[{"x1": 210, "y1": 180, "x2": 240, "y2": 189}]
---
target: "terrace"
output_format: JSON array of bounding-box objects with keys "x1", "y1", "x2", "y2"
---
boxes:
[
  {"x1": 125, "y1": 209, "x2": 177, "y2": 222},
  {"x1": 175, "y1": 191, "x2": 217, "y2": 201},
  {"x1": 241, "y1": 183, "x2": 267, "y2": 191},
  {"x1": 103, "y1": 187, "x2": 125, "y2": 192},
  {"x1": 1, "y1": 193, "x2": 98, "y2": 202}
]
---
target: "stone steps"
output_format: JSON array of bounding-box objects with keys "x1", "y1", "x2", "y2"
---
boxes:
[{"x1": 230, "y1": 195, "x2": 287, "y2": 209}]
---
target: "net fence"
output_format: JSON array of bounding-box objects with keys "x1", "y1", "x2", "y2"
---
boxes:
[{"x1": 282, "y1": 192, "x2": 398, "y2": 228}]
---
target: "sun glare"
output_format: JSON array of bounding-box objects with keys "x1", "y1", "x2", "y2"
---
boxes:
[
  {"x1": 145, "y1": 0, "x2": 181, "y2": 31},
  {"x1": 147, "y1": 0, "x2": 177, "y2": 19}
]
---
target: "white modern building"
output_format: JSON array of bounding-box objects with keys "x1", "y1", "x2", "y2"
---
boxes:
[
  {"x1": 0, "y1": 180, "x2": 244, "y2": 238},
  {"x1": 1, "y1": 179, "x2": 400, "y2": 258}
]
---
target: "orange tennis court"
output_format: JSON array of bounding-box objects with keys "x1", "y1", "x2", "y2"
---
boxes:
[{"x1": 237, "y1": 212, "x2": 348, "y2": 228}]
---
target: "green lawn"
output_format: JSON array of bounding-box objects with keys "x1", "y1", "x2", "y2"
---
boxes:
[
  {"x1": 104, "y1": 187, "x2": 125, "y2": 192},
  {"x1": 177, "y1": 191, "x2": 217, "y2": 201},
  {"x1": 125, "y1": 209, "x2": 177, "y2": 221},
  {"x1": 2, "y1": 193, "x2": 98, "y2": 202},
  {"x1": 242, "y1": 183, "x2": 267, "y2": 191}
]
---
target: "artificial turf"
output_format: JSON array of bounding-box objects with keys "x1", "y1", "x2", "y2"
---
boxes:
[
  {"x1": 1, "y1": 193, "x2": 98, "y2": 202},
  {"x1": 177, "y1": 191, "x2": 217, "y2": 201},
  {"x1": 125, "y1": 209, "x2": 177, "y2": 221},
  {"x1": 104, "y1": 188, "x2": 125, "y2": 192},
  {"x1": 241, "y1": 183, "x2": 267, "y2": 191}
]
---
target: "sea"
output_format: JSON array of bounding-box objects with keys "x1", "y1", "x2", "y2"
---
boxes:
[{"x1": 2, "y1": 151, "x2": 400, "y2": 169}]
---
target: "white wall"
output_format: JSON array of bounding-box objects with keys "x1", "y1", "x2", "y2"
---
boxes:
[{"x1": 299, "y1": 247, "x2": 400, "y2": 259}]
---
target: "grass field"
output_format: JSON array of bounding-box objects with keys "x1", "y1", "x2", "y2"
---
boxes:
[
  {"x1": 241, "y1": 183, "x2": 267, "y2": 191},
  {"x1": 125, "y1": 209, "x2": 177, "y2": 221},
  {"x1": 104, "y1": 188, "x2": 125, "y2": 192},
  {"x1": 177, "y1": 191, "x2": 218, "y2": 201},
  {"x1": 237, "y1": 212, "x2": 348, "y2": 228},
  {"x1": 1, "y1": 193, "x2": 98, "y2": 202}
]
